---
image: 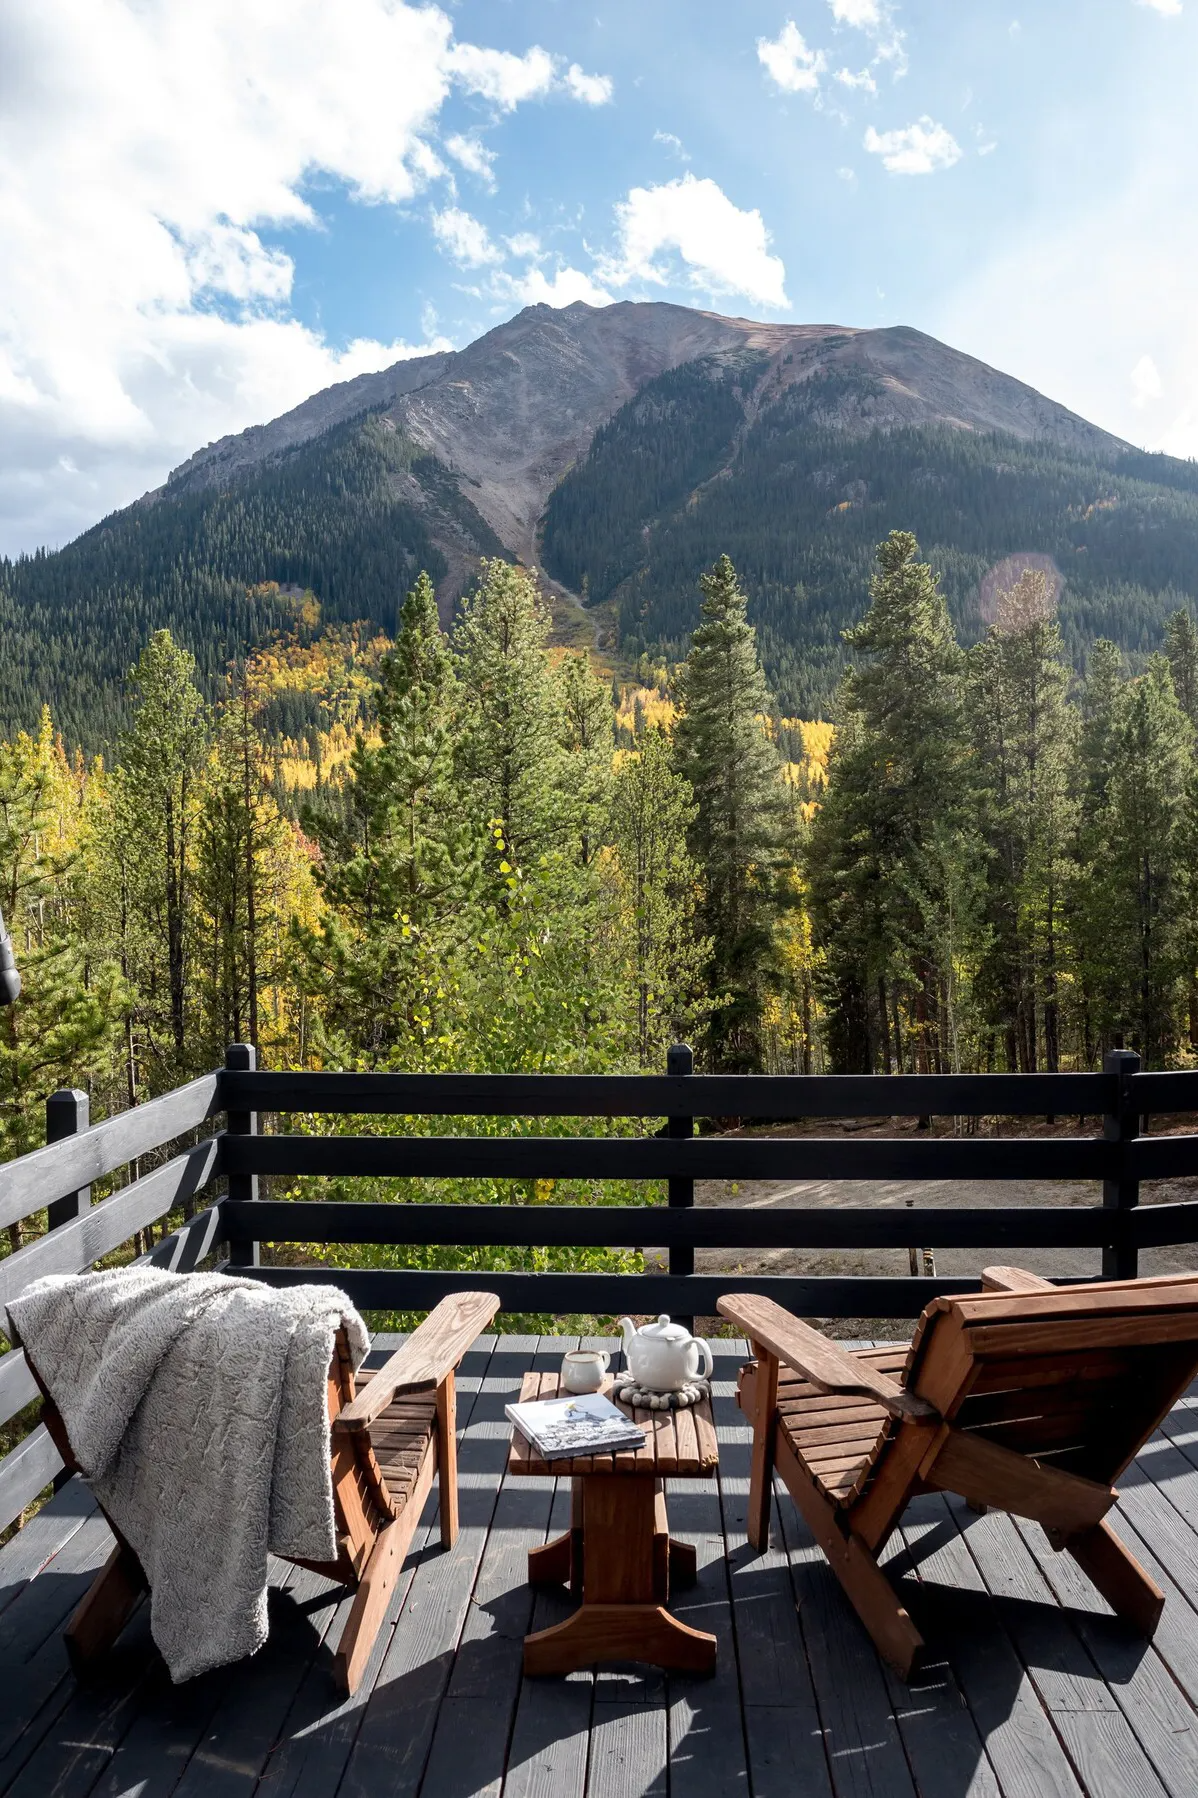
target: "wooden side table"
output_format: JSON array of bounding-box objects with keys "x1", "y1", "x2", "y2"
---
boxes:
[{"x1": 507, "y1": 1370, "x2": 720, "y2": 1677}]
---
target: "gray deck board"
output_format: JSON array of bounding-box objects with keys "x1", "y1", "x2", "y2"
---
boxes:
[
  {"x1": 3, "y1": 1340, "x2": 1198, "y2": 1797},
  {"x1": 338, "y1": 1334, "x2": 540, "y2": 1798},
  {"x1": 943, "y1": 1495, "x2": 1169, "y2": 1798}
]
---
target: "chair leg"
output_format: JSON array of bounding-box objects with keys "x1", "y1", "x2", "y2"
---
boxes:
[
  {"x1": 776, "y1": 1435, "x2": 924, "y2": 1679},
  {"x1": 742, "y1": 1350, "x2": 779, "y2": 1552},
  {"x1": 64, "y1": 1541, "x2": 146, "y2": 1676},
  {"x1": 1063, "y1": 1520, "x2": 1165, "y2": 1636},
  {"x1": 436, "y1": 1370, "x2": 458, "y2": 1549},
  {"x1": 333, "y1": 1447, "x2": 434, "y2": 1696}
]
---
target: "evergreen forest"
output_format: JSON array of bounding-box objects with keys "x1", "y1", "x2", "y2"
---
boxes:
[
  {"x1": 8, "y1": 358, "x2": 1198, "y2": 752},
  {"x1": 541, "y1": 358, "x2": 1198, "y2": 713},
  {"x1": 0, "y1": 415, "x2": 500, "y2": 751},
  {"x1": 6, "y1": 536, "x2": 1198, "y2": 1298}
]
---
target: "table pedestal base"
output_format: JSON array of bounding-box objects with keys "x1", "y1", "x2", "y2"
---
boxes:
[{"x1": 523, "y1": 1474, "x2": 716, "y2": 1676}]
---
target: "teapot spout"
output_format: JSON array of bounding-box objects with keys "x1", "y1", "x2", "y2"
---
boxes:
[{"x1": 617, "y1": 1316, "x2": 636, "y2": 1364}]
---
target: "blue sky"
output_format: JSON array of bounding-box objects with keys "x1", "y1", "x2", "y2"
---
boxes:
[{"x1": 1, "y1": 0, "x2": 1193, "y2": 555}]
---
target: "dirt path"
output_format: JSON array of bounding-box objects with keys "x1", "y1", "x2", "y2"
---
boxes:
[{"x1": 641, "y1": 1118, "x2": 1198, "y2": 1338}]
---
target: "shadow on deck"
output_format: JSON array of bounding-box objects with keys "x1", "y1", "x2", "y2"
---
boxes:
[{"x1": 3, "y1": 1338, "x2": 1198, "y2": 1798}]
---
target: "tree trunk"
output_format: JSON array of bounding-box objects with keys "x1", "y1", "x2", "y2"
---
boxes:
[
  {"x1": 165, "y1": 793, "x2": 186, "y2": 1066},
  {"x1": 243, "y1": 691, "x2": 260, "y2": 1052}
]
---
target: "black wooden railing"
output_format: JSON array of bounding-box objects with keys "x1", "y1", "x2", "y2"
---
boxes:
[{"x1": 3, "y1": 1043, "x2": 1198, "y2": 1532}]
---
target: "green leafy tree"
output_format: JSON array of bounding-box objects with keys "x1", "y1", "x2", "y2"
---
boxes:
[
  {"x1": 674, "y1": 554, "x2": 790, "y2": 1070},
  {"x1": 0, "y1": 717, "x2": 125, "y2": 1206}
]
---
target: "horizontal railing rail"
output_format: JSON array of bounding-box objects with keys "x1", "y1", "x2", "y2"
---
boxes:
[
  {"x1": 226, "y1": 1131, "x2": 1119, "y2": 1182},
  {"x1": 224, "y1": 1068, "x2": 1118, "y2": 1118},
  {"x1": 221, "y1": 1197, "x2": 1128, "y2": 1250},
  {"x1": 5, "y1": 1042, "x2": 1198, "y2": 1536},
  {"x1": 0, "y1": 1073, "x2": 219, "y2": 1235}
]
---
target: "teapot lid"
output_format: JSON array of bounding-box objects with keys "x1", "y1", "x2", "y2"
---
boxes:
[{"x1": 640, "y1": 1312, "x2": 691, "y2": 1341}]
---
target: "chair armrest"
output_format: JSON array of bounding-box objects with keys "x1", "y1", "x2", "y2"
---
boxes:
[
  {"x1": 980, "y1": 1266, "x2": 1055, "y2": 1293},
  {"x1": 334, "y1": 1290, "x2": 500, "y2": 1434},
  {"x1": 717, "y1": 1292, "x2": 937, "y2": 1421}
]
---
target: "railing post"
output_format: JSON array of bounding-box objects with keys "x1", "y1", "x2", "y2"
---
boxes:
[
  {"x1": 667, "y1": 1042, "x2": 694, "y2": 1329},
  {"x1": 45, "y1": 1089, "x2": 90, "y2": 1230},
  {"x1": 1102, "y1": 1048, "x2": 1140, "y2": 1280},
  {"x1": 224, "y1": 1043, "x2": 259, "y2": 1268}
]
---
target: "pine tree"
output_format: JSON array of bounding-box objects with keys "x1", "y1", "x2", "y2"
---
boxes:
[
  {"x1": 1103, "y1": 656, "x2": 1192, "y2": 1062},
  {"x1": 454, "y1": 560, "x2": 575, "y2": 880},
  {"x1": 605, "y1": 728, "x2": 710, "y2": 1065},
  {"x1": 195, "y1": 664, "x2": 301, "y2": 1063},
  {"x1": 1069, "y1": 640, "x2": 1127, "y2": 1064},
  {"x1": 1166, "y1": 610, "x2": 1198, "y2": 731},
  {"x1": 674, "y1": 554, "x2": 790, "y2": 1071},
  {"x1": 808, "y1": 532, "x2": 981, "y2": 1073},
  {"x1": 559, "y1": 653, "x2": 614, "y2": 868},
  {"x1": 114, "y1": 633, "x2": 209, "y2": 1083},
  {"x1": 967, "y1": 570, "x2": 1077, "y2": 1071},
  {"x1": 298, "y1": 571, "x2": 484, "y2": 1066},
  {"x1": 1077, "y1": 640, "x2": 1124, "y2": 831}
]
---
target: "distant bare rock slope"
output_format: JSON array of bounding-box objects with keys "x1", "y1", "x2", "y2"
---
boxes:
[{"x1": 167, "y1": 302, "x2": 1126, "y2": 566}]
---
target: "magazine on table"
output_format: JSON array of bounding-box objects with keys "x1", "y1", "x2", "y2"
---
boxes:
[{"x1": 507, "y1": 1391, "x2": 646, "y2": 1459}]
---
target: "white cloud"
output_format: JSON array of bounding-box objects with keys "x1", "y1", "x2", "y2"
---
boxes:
[
  {"x1": 496, "y1": 264, "x2": 614, "y2": 308},
  {"x1": 654, "y1": 130, "x2": 691, "y2": 161},
  {"x1": 565, "y1": 64, "x2": 614, "y2": 105},
  {"x1": 444, "y1": 134, "x2": 497, "y2": 191},
  {"x1": 445, "y1": 43, "x2": 557, "y2": 110},
  {"x1": 1136, "y1": 0, "x2": 1182, "y2": 14},
  {"x1": 599, "y1": 173, "x2": 789, "y2": 311},
  {"x1": 827, "y1": 0, "x2": 907, "y2": 75},
  {"x1": 864, "y1": 117, "x2": 962, "y2": 174},
  {"x1": 1132, "y1": 355, "x2": 1165, "y2": 406},
  {"x1": 0, "y1": 0, "x2": 610, "y2": 554},
  {"x1": 830, "y1": 0, "x2": 882, "y2": 24},
  {"x1": 505, "y1": 232, "x2": 543, "y2": 259},
  {"x1": 432, "y1": 207, "x2": 502, "y2": 266},
  {"x1": 757, "y1": 22, "x2": 826, "y2": 95},
  {"x1": 836, "y1": 67, "x2": 878, "y2": 92}
]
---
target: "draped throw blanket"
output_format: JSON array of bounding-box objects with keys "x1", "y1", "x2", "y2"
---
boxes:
[{"x1": 6, "y1": 1266, "x2": 368, "y2": 1681}]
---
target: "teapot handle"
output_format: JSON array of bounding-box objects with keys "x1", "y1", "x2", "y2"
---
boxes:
[{"x1": 691, "y1": 1338, "x2": 713, "y2": 1380}]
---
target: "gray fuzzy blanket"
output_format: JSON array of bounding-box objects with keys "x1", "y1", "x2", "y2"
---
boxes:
[{"x1": 7, "y1": 1266, "x2": 368, "y2": 1681}]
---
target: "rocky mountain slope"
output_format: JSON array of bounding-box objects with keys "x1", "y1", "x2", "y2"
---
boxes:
[
  {"x1": 170, "y1": 301, "x2": 1127, "y2": 566},
  {"x1": 3, "y1": 299, "x2": 1197, "y2": 743}
]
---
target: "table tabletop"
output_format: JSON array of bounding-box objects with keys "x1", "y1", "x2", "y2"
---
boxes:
[{"x1": 507, "y1": 1369, "x2": 719, "y2": 1478}]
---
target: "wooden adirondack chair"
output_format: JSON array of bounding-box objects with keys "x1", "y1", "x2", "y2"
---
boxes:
[
  {"x1": 719, "y1": 1268, "x2": 1198, "y2": 1678},
  {"x1": 17, "y1": 1288, "x2": 500, "y2": 1694}
]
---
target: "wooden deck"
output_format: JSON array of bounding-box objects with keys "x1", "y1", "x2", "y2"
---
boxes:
[{"x1": 3, "y1": 1335, "x2": 1198, "y2": 1798}]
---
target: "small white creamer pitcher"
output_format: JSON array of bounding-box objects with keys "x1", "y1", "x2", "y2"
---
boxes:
[{"x1": 561, "y1": 1348, "x2": 610, "y2": 1394}]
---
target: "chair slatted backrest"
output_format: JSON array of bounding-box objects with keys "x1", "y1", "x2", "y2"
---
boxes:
[{"x1": 903, "y1": 1273, "x2": 1198, "y2": 1488}]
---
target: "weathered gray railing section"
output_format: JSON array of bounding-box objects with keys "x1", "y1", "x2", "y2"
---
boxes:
[
  {"x1": 0, "y1": 1075, "x2": 224, "y2": 1531},
  {"x1": 3, "y1": 1044, "x2": 1198, "y2": 1533}
]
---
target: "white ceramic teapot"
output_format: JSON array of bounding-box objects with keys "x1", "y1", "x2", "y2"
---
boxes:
[{"x1": 617, "y1": 1314, "x2": 714, "y2": 1391}]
